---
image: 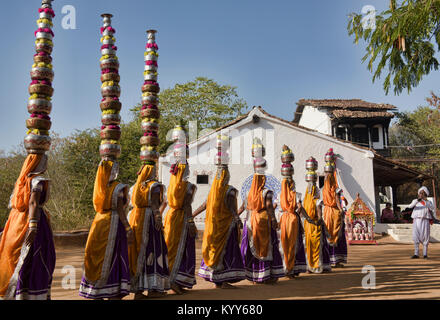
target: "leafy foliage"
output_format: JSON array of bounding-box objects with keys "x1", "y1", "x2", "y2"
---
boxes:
[{"x1": 347, "y1": 0, "x2": 440, "y2": 95}]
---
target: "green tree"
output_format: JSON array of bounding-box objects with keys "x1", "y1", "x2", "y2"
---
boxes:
[{"x1": 347, "y1": 0, "x2": 440, "y2": 95}]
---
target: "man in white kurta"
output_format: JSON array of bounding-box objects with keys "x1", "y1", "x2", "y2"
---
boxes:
[{"x1": 408, "y1": 186, "x2": 435, "y2": 259}]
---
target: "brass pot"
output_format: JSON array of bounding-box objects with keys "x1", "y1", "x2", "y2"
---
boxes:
[
  {"x1": 100, "y1": 98, "x2": 121, "y2": 112},
  {"x1": 28, "y1": 99, "x2": 52, "y2": 114},
  {"x1": 142, "y1": 84, "x2": 160, "y2": 94},
  {"x1": 100, "y1": 73, "x2": 120, "y2": 83},
  {"x1": 101, "y1": 113, "x2": 121, "y2": 125},
  {"x1": 29, "y1": 84, "x2": 54, "y2": 96},
  {"x1": 140, "y1": 108, "x2": 160, "y2": 119},
  {"x1": 99, "y1": 143, "x2": 121, "y2": 159},
  {"x1": 101, "y1": 85, "x2": 121, "y2": 98},
  {"x1": 100, "y1": 128, "x2": 121, "y2": 140},
  {"x1": 26, "y1": 118, "x2": 52, "y2": 130},
  {"x1": 140, "y1": 135, "x2": 160, "y2": 146},
  {"x1": 24, "y1": 133, "x2": 51, "y2": 153},
  {"x1": 30, "y1": 67, "x2": 54, "y2": 82}
]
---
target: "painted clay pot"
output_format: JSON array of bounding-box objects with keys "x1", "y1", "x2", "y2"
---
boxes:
[
  {"x1": 100, "y1": 128, "x2": 121, "y2": 140},
  {"x1": 140, "y1": 108, "x2": 160, "y2": 119},
  {"x1": 101, "y1": 73, "x2": 120, "y2": 83},
  {"x1": 24, "y1": 133, "x2": 51, "y2": 153},
  {"x1": 140, "y1": 135, "x2": 159, "y2": 146},
  {"x1": 30, "y1": 67, "x2": 54, "y2": 81},
  {"x1": 281, "y1": 153, "x2": 294, "y2": 163},
  {"x1": 29, "y1": 84, "x2": 54, "y2": 96},
  {"x1": 100, "y1": 98, "x2": 122, "y2": 112},
  {"x1": 140, "y1": 149, "x2": 159, "y2": 162},
  {"x1": 142, "y1": 84, "x2": 160, "y2": 93},
  {"x1": 141, "y1": 121, "x2": 159, "y2": 132},
  {"x1": 26, "y1": 118, "x2": 51, "y2": 130},
  {"x1": 28, "y1": 99, "x2": 52, "y2": 114},
  {"x1": 101, "y1": 113, "x2": 121, "y2": 125},
  {"x1": 99, "y1": 143, "x2": 121, "y2": 159}
]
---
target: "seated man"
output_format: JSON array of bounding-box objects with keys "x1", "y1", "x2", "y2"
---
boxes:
[{"x1": 381, "y1": 203, "x2": 396, "y2": 223}]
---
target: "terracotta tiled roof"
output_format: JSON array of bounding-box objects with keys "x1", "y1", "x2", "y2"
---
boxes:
[
  {"x1": 331, "y1": 110, "x2": 395, "y2": 119},
  {"x1": 297, "y1": 99, "x2": 397, "y2": 110}
]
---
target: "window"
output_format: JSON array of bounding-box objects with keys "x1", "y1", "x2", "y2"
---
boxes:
[
  {"x1": 336, "y1": 127, "x2": 347, "y2": 140},
  {"x1": 371, "y1": 127, "x2": 379, "y2": 142},
  {"x1": 197, "y1": 175, "x2": 209, "y2": 184},
  {"x1": 351, "y1": 126, "x2": 369, "y2": 146}
]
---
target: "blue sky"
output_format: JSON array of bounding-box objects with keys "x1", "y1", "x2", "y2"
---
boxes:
[{"x1": 1, "y1": 0, "x2": 439, "y2": 153}]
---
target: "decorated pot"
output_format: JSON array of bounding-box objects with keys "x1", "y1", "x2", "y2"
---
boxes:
[
  {"x1": 215, "y1": 154, "x2": 229, "y2": 166},
  {"x1": 101, "y1": 47, "x2": 117, "y2": 56},
  {"x1": 36, "y1": 32, "x2": 53, "y2": 41},
  {"x1": 144, "y1": 73, "x2": 158, "y2": 81},
  {"x1": 142, "y1": 84, "x2": 160, "y2": 93},
  {"x1": 29, "y1": 84, "x2": 54, "y2": 96},
  {"x1": 31, "y1": 67, "x2": 54, "y2": 81},
  {"x1": 140, "y1": 108, "x2": 160, "y2": 119},
  {"x1": 99, "y1": 143, "x2": 121, "y2": 159},
  {"x1": 253, "y1": 157, "x2": 266, "y2": 169},
  {"x1": 101, "y1": 85, "x2": 121, "y2": 97},
  {"x1": 37, "y1": 22, "x2": 52, "y2": 29},
  {"x1": 140, "y1": 149, "x2": 159, "y2": 162},
  {"x1": 28, "y1": 99, "x2": 52, "y2": 114},
  {"x1": 34, "y1": 55, "x2": 52, "y2": 64},
  {"x1": 324, "y1": 163, "x2": 335, "y2": 173},
  {"x1": 306, "y1": 157, "x2": 318, "y2": 171},
  {"x1": 172, "y1": 128, "x2": 186, "y2": 142},
  {"x1": 140, "y1": 135, "x2": 160, "y2": 146},
  {"x1": 26, "y1": 118, "x2": 51, "y2": 130},
  {"x1": 305, "y1": 171, "x2": 317, "y2": 182},
  {"x1": 281, "y1": 153, "x2": 294, "y2": 163},
  {"x1": 100, "y1": 128, "x2": 121, "y2": 140},
  {"x1": 100, "y1": 98, "x2": 122, "y2": 112},
  {"x1": 101, "y1": 113, "x2": 121, "y2": 125},
  {"x1": 102, "y1": 37, "x2": 115, "y2": 45},
  {"x1": 144, "y1": 64, "x2": 158, "y2": 72},
  {"x1": 142, "y1": 94, "x2": 159, "y2": 105},
  {"x1": 39, "y1": 11, "x2": 53, "y2": 20},
  {"x1": 101, "y1": 73, "x2": 120, "y2": 83},
  {"x1": 325, "y1": 149, "x2": 336, "y2": 163},
  {"x1": 24, "y1": 133, "x2": 51, "y2": 153},
  {"x1": 35, "y1": 42, "x2": 53, "y2": 54},
  {"x1": 141, "y1": 121, "x2": 159, "y2": 132},
  {"x1": 100, "y1": 58, "x2": 119, "y2": 70},
  {"x1": 281, "y1": 165, "x2": 294, "y2": 177},
  {"x1": 252, "y1": 147, "x2": 265, "y2": 158},
  {"x1": 144, "y1": 53, "x2": 158, "y2": 62}
]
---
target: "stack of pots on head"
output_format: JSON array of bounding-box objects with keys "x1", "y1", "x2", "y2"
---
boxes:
[
  {"x1": 139, "y1": 30, "x2": 160, "y2": 165},
  {"x1": 281, "y1": 145, "x2": 294, "y2": 178},
  {"x1": 172, "y1": 125, "x2": 187, "y2": 164},
  {"x1": 305, "y1": 156, "x2": 318, "y2": 183},
  {"x1": 215, "y1": 134, "x2": 230, "y2": 166},
  {"x1": 99, "y1": 14, "x2": 122, "y2": 160},
  {"x1": 252, "y1": 138, "x2": 266, "y2": 174},
  {"x1": 324, "y1": 148, "x2": 336, "y2": 173},
  {"x1": 25, "y1": 0, "x2": 55, "y2": 155}
]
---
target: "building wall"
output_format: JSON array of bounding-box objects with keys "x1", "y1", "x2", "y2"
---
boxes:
[
  {"x1": 372, "y1": 124, "x2": 384, "y2": 150},
  {"x1": 159, "y1": 110, "x2": 377, "y2": 229},
  {"x1": 298, "y1": 105, "x2": 332, "y2": 135}
]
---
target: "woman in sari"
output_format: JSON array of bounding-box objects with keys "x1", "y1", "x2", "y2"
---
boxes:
[
  {"x1": 0, "y1": 154, "x2": 55, "y2": 300},
  {"x1": 297, "y1": 183, "x2": 331, "y2": 274},
  {"x1": 164, "y1": 162, "x2": 197, "y2": 295},
  {"x1": 279, "y1": 178, "x2": 307, "y2": 278},
  {"x1": 322, "y1": 171, "x2": 347, "y2": 267},
  {"x1": 79, "y1": 160, "x2": 133, "y2": 300},
  {"x1": 193, "y1": 165, "x2": 245, "y2": 289},
  {"x1": 239, "y1": 139, "x2": 284, "y2": 284},
  {"x1": 128, "y1": 164, "x2": 170, "y2": 299}
]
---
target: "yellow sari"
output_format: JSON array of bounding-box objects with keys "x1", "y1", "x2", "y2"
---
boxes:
[
  {"x1": 303, "y1": 185, "x2": 322, "y2": 272},
  {"x1": 322, "y1": 172, "x2": 341, "y2": 245},
  {"x1": 279, "y1": 179, "x2": 299, "y2": 272},
  {"x1": 0, "y1": 155, "x2": 43, "y2": 296},
  {"x1": 247, "y1": 174, "x2": 271, "y2": 259},
  {"x1": 83, "y1": 161, "x2": 119, "y2": 282},
  {"x1": 128, "y1": 165, "x2": 161, "y2": 276},
  {"x1": 202, "y1": 169, "x2": 233, "y2": 268},
  {"x1": 163, "y1": 164, "x2": 188, "y2": 272}
]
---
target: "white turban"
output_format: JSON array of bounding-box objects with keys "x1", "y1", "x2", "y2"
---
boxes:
[{"x1": 418, "y1": 186, "x2": 429, "y2": 196}]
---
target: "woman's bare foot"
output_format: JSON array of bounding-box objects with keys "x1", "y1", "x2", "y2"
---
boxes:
[
  {"x1": 171, "y1": 283, "x2": 183, "y2": 295},
  {"x1": 134, "y1": 293, "x2": 149, "y2": 300},
  {"x1": 263, "y1": 278, "x2": 278, "y2": 285},
  {"x1": 215, "y1": 283, "x2": 237, "y2": 289}
]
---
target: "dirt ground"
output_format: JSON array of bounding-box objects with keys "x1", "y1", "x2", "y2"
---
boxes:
[{"x1": 51, "y1": 234, "x2": 440, "y2": 300}]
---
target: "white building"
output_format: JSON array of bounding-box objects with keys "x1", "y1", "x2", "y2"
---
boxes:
[
  {"x1": 293, "y1": 99, "x2": 396, "y2": 157},
  {"x1": 158, "y1": 106, "x2": 431, "y2": 230}
]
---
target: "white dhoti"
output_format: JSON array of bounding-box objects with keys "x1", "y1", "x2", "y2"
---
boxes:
[{"x1": 413, "y1": 218, "x2": 430, "y2": 256}]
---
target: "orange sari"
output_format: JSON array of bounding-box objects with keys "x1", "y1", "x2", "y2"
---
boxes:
[
  {"x1": 128, "y1": 165, "x2": 162, "y2": 276},
  {"x1": 164, "y1": 164, "x2": 188, "y2": 273},
  {"x1": 303, "y1": 185, "x2": 322, "y2": 272},
  {"x1": 279, "y1": 179, "x2": 299, "y2": 272},
  {"x1": 0, "y1": 155, "x2": 43, "y2": 296},
  {"x1": 83, "y1": 161, "x2": 119, "y2": 282},
  {"x1": 322, "y1": 172, "x2": 341, "y2": 245},
  {"x1": 202, "y1": 169, "x2": 233, "y2": 268},
  {"x1": 247, "y1": 174, "x2": 271, "y2": 259}
]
